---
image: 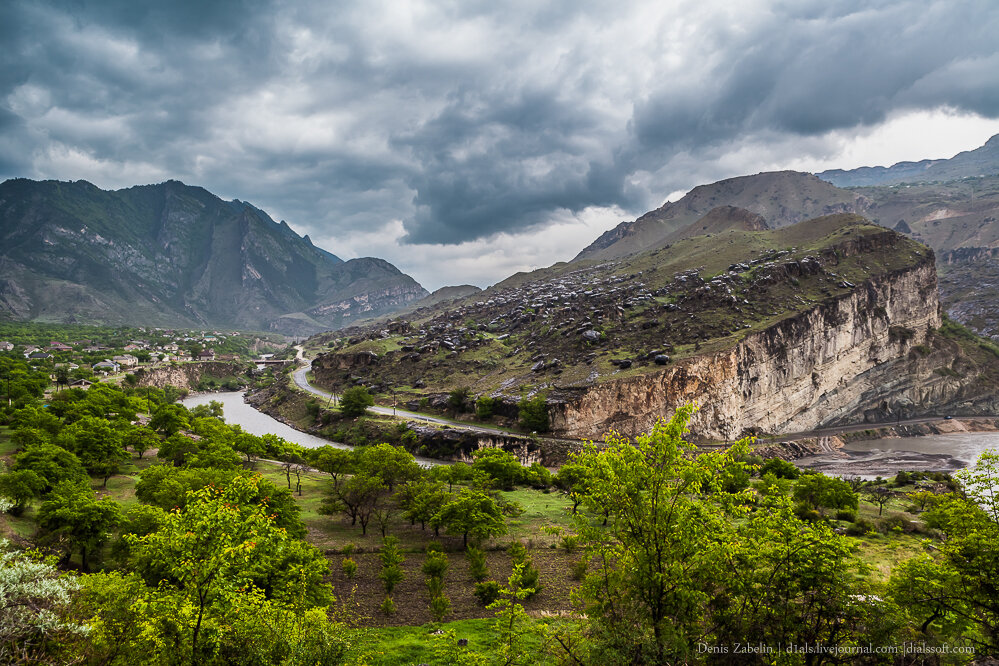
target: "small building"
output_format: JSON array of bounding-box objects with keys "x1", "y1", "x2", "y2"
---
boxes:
[
  {"x1": 0, "y1": 341, "x2": 13, "y2": 351},
  {"x1": 48, "y1": 341, "x2": 73, "y2": 351},
  {"x1": 70, "y1": 378, "x2": 94, "y2": 388},
  {"x1": 27, "y1": 351, "x2": 53, "y2": 360},
  {"x1": 113, "y1": 354, "x2": 139, "y2": 368},
  {"x1": 92, "y1": 360, "x2": 120, "y2": 374},
  {"x1": 197, "y1": 349, "x2": 216, "y2": 361}
]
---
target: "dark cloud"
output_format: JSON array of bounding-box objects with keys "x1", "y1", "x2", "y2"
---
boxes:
[{"x1": 1, "y1": 0, "x2": 998, "y2": 253}]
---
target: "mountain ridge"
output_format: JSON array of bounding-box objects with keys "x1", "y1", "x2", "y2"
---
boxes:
[{"x1": 0, "y1": 178, "x2": 427, "y2": 334}]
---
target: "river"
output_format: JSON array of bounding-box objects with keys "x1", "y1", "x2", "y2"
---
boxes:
[
  {"x1": 180, "y1": 391, "x2": 347, "y2": 450},
  {"x1": 179, "y1": 391, "x2": 441, "y2": 466},
  {"x1": 794, "y1": 431, "x2": 999, "y2": 478}
]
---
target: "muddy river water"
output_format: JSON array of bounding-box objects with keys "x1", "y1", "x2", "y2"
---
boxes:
[{"x1": 793, "y1": 431, "x2": 999, "y2": 478}]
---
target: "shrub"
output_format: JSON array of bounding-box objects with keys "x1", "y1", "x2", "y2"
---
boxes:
[
  {"x1": 474, "y1": 580, "x2": 501, "y2": 606},
  {"x1": 340, "y1": 386, "x2": 374, "y2": 417},
  {"x1": 427, "y1": 576, "x2": 445, "y2": 598},
  {"x1": 475, "y1": 396, "x2": 497, "y2": 420},
  {"x1": 517, "y1": 395, "x2": 550, "y2": 433},
  {"x1": 561, "y1": 534, "x2": 581, "y2": 553},
  {"x1": 380, "y1": 595, "x2": 396, "y2": 615},
  {"x1": 570, "y1": 557, "x2": 588, "y2": 581},
  {"x1": 846, "y1": 518, "x2": 875, "y2": 537},
  {"x1": 429, "y1": 594, "x2": 451, "y2": 622},
  {"x1": 507, "y1": 541, "x2": 541, "y2": 598},
  {"x1": 422, "y1": 551, "x2": 449, "y2": 579},
  {"x1": 759, "y1": 458, "x2": 801, "y2": 480},
  {"x1": 835, "y1": 510, "x2": 857, "y2": 522},
  {"x1": 466, "y1": 546, "x2": 489, "y2": 582},
  {"x1": 341, "y1": 558, "x2": 357, "y2": 579}
]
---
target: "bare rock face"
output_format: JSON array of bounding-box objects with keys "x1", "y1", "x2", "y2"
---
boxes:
[{"x1": 549, "y1": 262, "x2": 944, "y2": 440}]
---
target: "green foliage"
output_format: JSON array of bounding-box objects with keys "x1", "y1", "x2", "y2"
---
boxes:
[
  {"x1": 759, "y1": 457, "x2": 801, "y2": 479},
  {"x1": 474, "y1": 395, "x2": 497, "y2": 420},
  {"x1": 422, "y1": 550, "x2": 449, "y2": 579},
  {"x1": 466, "y1": 546, "x2": 489, "y2": 582},
  {"x1": 0, "y1": 538, "x2": 87, "y2": 661},
  {"x1": 474, "y1": 580, "x2": 501, "y2": 606},
  {"x1": 429, "y1": 593, "x2": 451, "y2": 622},
  {"x1": 378, "y1": 536, "x2": 405, "y2": 594},
  {"x1": 380, "y1": 594, "x2": 397, "y2": 616},
  {"x1": 0, "y1": 469, "x2": 45, "y2": 515},
  {"x1": 13, "y1": 444, "x2": 88, "y2": 493},
  {"x1": 38, "y1": 481, "x2": 123, "y2": 570},
  {"x1": 447, "y1": 387, "x2": 471, "y2": 413},
  {"x1": 793, "y1": 471, "x2": 859, "y2": 514},
  {"x1": 488, "y1": 564, "x2": 536, "y2": 666},
  {"x1": 471, "y1": 447, "x2": 525, "y2": 491},
  {"x1": 339, "y1": 386, "x2": 374, "y2": 417},
  {"x1": 341, "y1": 558, "x2": 357, "y2": 579},
  {"x1": 517, "y1": 395, "x2": 549, "y2": 433},
  {"x1": 506, "y1": 542, "x2": 541, "y2": 599},
  {"x1": 432, "y1": 489, "x2": 507, "y2": 548}
]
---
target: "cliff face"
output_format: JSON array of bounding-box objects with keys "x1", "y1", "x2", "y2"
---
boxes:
[{"x1": 549, "y1": 261, "x2": 943, "y2": 440}]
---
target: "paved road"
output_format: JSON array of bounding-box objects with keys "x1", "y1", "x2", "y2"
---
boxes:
[{"x1": 290, "y1": 350, "x2": 514, "y2": 436}]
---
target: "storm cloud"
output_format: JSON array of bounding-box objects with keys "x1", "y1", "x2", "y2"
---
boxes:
[{"x1": 2, "y1": 0, "x2": 998, "y2": 285}]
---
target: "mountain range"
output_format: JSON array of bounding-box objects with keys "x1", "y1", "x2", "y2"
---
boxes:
[{"x1": 0, "y1": 179, "x2": 427, "y2": 335}]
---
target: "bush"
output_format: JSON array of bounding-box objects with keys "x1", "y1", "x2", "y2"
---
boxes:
[
  {"x1": 466, "y1": 546, "x2": 489, "y2": 582},
  {"x1": 507, "y1": 541, "x2": 541, "y2": 598},
  {"x1": 474, "y1": 580, "x2": 501, "y2": 606},
  {"x1": 846, "y1": 518, "x2": 875, "y2": 537},
  {"x1": 570, "y1": 557, "x2": 588, "y2": 581},
  {"x1": 429, "y1": 594, "x2": 451, "y2": 622},
  {"x1": 380, "y1": 595, "x2": 396, "y2": 615},
  {"x1": 341, "y1": 557, "x2": 357, "y2": 579},
  {"x1": 561, "y1": 534, "x2": 581, "y2": 553},
  {"x1": 422, "y1": 551, "x2": 449, "y2": 579},
  {"x1": 518, "y1": 395, "x2": 550, "y2": 433},
  {"x1": 340, "y1": 386, "x2": 374, "y2": 417},
  {"x1": 760, "y1": 458, "x2": 801, "y2": 480},
  {"x1": 427, "y1": 576, "x2": 445, "y2": 598},
  {"x1": 835, "y1": 510, "x2": 857, "y2": 522},
  {"x1": 447, "y1": 388, "x2": 471, "y2": 413},
  {"x1": 475, "y1": 396, "x2": 497, "y2": 420},
  {"x1": 380, "y1": 565, "x2": 403, "y2": 594}
]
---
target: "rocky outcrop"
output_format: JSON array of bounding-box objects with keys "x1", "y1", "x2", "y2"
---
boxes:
[
  {"x1": 548, "y1": 261, "x2": 945, "y2": 440},
  {"x1": 134, "y1": 362, "x2": 248, "y2": 390}
]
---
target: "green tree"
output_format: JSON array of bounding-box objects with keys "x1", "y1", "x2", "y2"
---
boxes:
[
  {"x1": 0, "y1": 470, "x2": 45, "y2": 516},
  {"x1": 124, "y1": 426, "x2": 159, "y2": 460},
  {"x1": 889, "y1": 450, "x2": 999, "y2": 655},
  {"x1": 128, "y1": 476, "x2": 333, "y2": 663},
  {"x1": 475, "y1": 395, "x2": 497, "y2": 420},
  {"x1": 149, "y1": 404, "x2": 189, "y2": 436},
  {"x1": 517, "y1": 395, "x2": 549, "y2": 432},
  {"x1": 339, "y1": 386, "x2": 374, "y2": 417},
  {"x1": 57, "y1": 416, "x2": 129, "y2": 486},
  {"x1": 13, "y1": 444, "x2": 88, "y2": 493},
  {"x1": 570, "y1": 406, "x2": 752, "y2": 664},
  {"x1": 433, "y1": 489, "x2": 507, "y2": 548},
  {"x1": 447, "y1": 387, "x2": 471, "y2": 413},
  {"x1": 38, "y1": 481, "x2": 123, "y2": 570},
  {"x1": 793, "y1": 472, "x2": 858, "y2": 515},
  {"x1": 471, "y1": 448, "x2": 524, "y2": 491}
]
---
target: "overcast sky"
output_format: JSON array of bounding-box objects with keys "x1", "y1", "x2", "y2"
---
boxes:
[{"x1": 3, "y1": 0, "x2": 999, "y2": 290}]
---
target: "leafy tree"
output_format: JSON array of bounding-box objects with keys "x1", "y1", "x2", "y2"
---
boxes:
[
  {"x1": 475, "y1": 395, "x2": 497, "y2": 420},
  {"x1": 124, "y1": 426, "x2": 159, "y2": 459},
  {"x1": 555, "y1": 460, "x2": 591, "y2": 513},
  {"x1": 447, "y1": 387, "x2": 471, "y2": 413},
  {"x1": 38, "y1": 481, "x2": 123, "y2": 570},
  {"x1": 432, "y1": 461, "x2": 472, "y2": 492},
  {"x1": 471, "y1": 447, "x2": 524, "y2": 491},
  {"x1": 793, "y1": 472, "x2": 858, "y2": 515},
  {"x1": 149, "y1": 404, "x2": 189, "y2": 436},
  {"x1": 517, "y1": 395, "x2": 549, "y2": 432},
  {"x1": 569, "y1": 406, "x2": 752, "y2": 664},
  {"x1": 322, "y1": 473, "x2": 384, "y2": 536},
  {"x1": 57, "y1": 416, "x2": 129, "y2": 486},
  {"x1": 397, "y1": 479, "x2": 449, "y2": 532},
  {"x1": 433, "y1": 490, "x2": 507, "y2": 548},
  {"x1": 13, "y1": 444, "x2": 88, "y2": 493},
  {"x1": 339, "y1": 386, "x2": 374, "y2": 417},
  {"x1": 157, "y1": 433, "x2": 199, "y2": 467},
  {"x1": 378, "y1": 536, "x2": 404, "y2": 594},
  {"x1": 0, "y1": 469, "x2": 45, "y2": 516},
  {"x1": 889, "y1": 450, "x2": 999, "y2": 655},
  {"x1": 128, "y1": 476, "x2": 333, "y2": 663},
  {"x1": 759, "y1": 457, "x2": 800, "y2": 479},
  {"x1": 488, "y1": 564, "x2": 536, "y2": 666},
  {"x1": 864, "y1": 483, "x2": 894, "y2": 516},
  {"x1": 234, "y1": 432, "x2": 266, "y2": 467},
  {"x1": 357, "y1": 443, "x2": 422, "y2": 491}
]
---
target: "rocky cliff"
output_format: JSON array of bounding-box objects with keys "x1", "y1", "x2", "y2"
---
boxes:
[{"x1": 548, "y1": 261, "x2": 943, "y2": 440}]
